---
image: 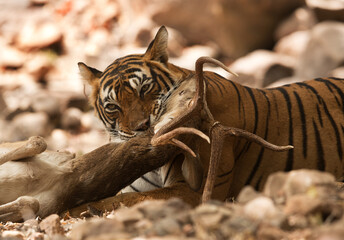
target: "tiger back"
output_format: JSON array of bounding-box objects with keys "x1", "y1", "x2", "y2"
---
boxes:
[{"x1": 78, "y1": 26, "x2": 344, "y2": 207}]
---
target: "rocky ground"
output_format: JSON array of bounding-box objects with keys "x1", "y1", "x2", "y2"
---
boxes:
[
  {"x1": 1, "y1": 0, "x2": 344, "y2": 239},
  {"x1": 1, "y1": 170, "x2": 344, "y2": 239}
]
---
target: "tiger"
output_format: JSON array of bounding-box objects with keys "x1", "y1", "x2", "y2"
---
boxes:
[{"x1": 78, "y1": 26, "x2": 344, "y2": 209}]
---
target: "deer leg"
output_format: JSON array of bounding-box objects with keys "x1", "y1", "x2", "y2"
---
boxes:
[
  {"x1": 0, "y1": 136, "x2": 47, "y2": 165},
  {"x1": 0, "y1": 196, "x2": 39, "y2": 222}
]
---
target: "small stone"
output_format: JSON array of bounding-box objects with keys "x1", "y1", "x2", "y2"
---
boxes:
[
  {"x1": 284, "y1": 195, "x2": 322, "y2": 215},
  {"x1": 1, "y1": 230, "x2": 25, "y2": 240},
  {"x1": 237, "y1": 185, "x2": 262, "y2": 204},
  {"x1": 152, "y1": 218, "x2": 182, "y2": 236},
  {"x1": 23, "y1": 219, "x2": 39, "y2": 232},
  {"x1": 17, "y1": 21, "x2": 63, "y2": 51},
  {"x1": 108, "y1": 207, "x2": 143, "y2": 224},
  {"x1": 39, "y1": 214, "x2": 64, "y2": 237},
  {"x1": 192, "y1": 204, "x2": 226, "y2": 229},
  {"x1": 243, "y1": 197, "x2": 282, "y2": 223},
  {"x1": 256, "y1": 225, "x2": 286, "y2": 240},
  {"x1": 263, "y1": 171, "x2": 288, "y2": 202},
  {"x1": 69, "y1": 218, "x2": 125, "y2": 240},
  {"x1": 0, "y1": 39, "x2": 26, "y2": 69},
  {"x1": 25, "y1": 55, "x2": 52, "y2": 82}
]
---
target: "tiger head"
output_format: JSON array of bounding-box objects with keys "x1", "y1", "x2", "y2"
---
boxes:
[{"x1": 78, "y1": 26, "x2": 189, "y2": 142}]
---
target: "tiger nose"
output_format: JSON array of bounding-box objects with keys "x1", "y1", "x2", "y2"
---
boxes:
[{"x1": 133, "y1": 118, "x2": 150, "y2": 131}]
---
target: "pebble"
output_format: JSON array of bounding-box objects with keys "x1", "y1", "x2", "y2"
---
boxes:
[{"x1": 39, "y1": 214, "x2": 64, "y2": 237}]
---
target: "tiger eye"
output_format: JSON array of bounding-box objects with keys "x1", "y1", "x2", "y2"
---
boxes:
[
  {"x1": 141, "y1": 84, "x2": 150, "y2": 92},
  {"x1": 105, "y1": 104, "x2": 117, "y2": 111}
]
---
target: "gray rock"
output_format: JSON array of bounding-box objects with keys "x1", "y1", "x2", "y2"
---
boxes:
[
  {"x1": 237, "y1": 185, "x2": 262, "y2": 204},
  {"x1": 296, "y1": 21, "x2": 344, "y2": 78},
  {"x1": 306, "y1": 0, "x2": 344, "y2": 22},
  {"x1": 11, "y1": 112, "x2": 52, "y2": 140},
  {"x1": 275, "y1": 7, "x2": 316, "y2": 40},
  {"x1": 16, "y1": 21, "x2": 63, "y2": 51},
  {"x1": 31, "y1": 93, "x2": 61, "y2": 117},
  {"x1": 274, "y1": 30, "x2": 311, "y2": 59},
  {"x1": 230, "y1": 50, "x2": 295, "y2": 87},
  {"x1": 70, "y1": 218, "x2": 126, "y2": 240},
  {"x1": 61, "y1": 108, "x2": 82, "y2": 130}
]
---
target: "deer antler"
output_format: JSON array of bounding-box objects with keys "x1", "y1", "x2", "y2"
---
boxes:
[
  {"x1": 151, "y1": 56, "x2": 293, "y2": 203},
  {"x1": 195, "y1": 57, "x2": 293, "y2": 203}
]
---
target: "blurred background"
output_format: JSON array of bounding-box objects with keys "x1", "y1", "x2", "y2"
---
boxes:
[{"x1": 0, "y1": 0, "x2": 343, "y2": 153}]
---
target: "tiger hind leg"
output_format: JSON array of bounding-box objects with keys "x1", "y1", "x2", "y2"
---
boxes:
[{"x1": 0, "y1": 196, "x2": 39, "y2": 222}]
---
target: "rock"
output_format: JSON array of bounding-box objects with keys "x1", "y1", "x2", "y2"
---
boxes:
[
  {"x1": 256, "y1": 225, "x2": 287, "y2": 240},
  {"x1": 151, "y1": 218, "x2": 182, "y2": 236},
  {"x1": 107, "y1": 207, "x2": 143, "y2": 224},
  {"x1": 66, "y1": 95, "x2": 90, "y2": 112},
  {"x1": 152, "y1": 0, "x2": 305, "y2": 58},
  {"x1": 1, "y1": 230, "x2": 25, "y2": 240},
  {"x1": 306, "y1": 0, "x2": 344, "y2": 22},
  {"x1": 331, "y1": 66, "x2": 344, "y2": 78},
  {"x1": 275, "y1": 7, "x2": 316, "y2": 40},
  {"x1": 24, "y1": 54, "x2": 52, "y2": 82},
  {"x1": 0, "y1": 39, "x2": 26, "y2": 69},
  {"x1": 264, "y1": 170, "x2": 336, "y2": 204},
  {"x1": 69, "y1": 218, "x2": 127, "y2": 240},
  {"x1": 30, "y1": 93, "x2": 61, "y2": 117},
  {"x1": 282, "y1": 170, "x2": 335, "y2": 198},
  {"x1": 11, "y1": 112, "x2": 52, "y2": 140},
  {"x1": 39, "y1": 214, "x2": 64, "y2": 237},
  {"x1": 296, "y1": 21, "x2": 344, "y2": 79},
  {"x1": 263, "y1": 171, "x2": 288, "y2": 202},
  {"x1": 0, "y1": 92, "x2": 7, "y2": 112},
  {"x1": 170, "y1": 45, "x2": 218, "y2": 70},
  {"x1": 61, "y1": 108, "x2": 82, "y2": 130},
  {"x1": 192, "y1": 204, "x2": 226, "y2": 229},
  {"x1": 284, "y1": 195, "x2": 322, "y2": 215},
  {"x1": 265, "y1": 76, "x2": 304, "y2": 88},
  {"x1": 274, "y1": 30, "x2": 311, "y2": 59},
  {"x1": 237, "y1": 185, "x2": 262, "y2": 204},
  {"x1": 17, "y1": 21, "x2": 63, "y2": 51},
  {"x1": 243, "y1": 197, "x2": 283, "y2": 224},
  {"x1": 134, "y1": 199, "x2": 191, "y2": 221},
  {"x1": 230, "y1": 50, "x2": 295, "y2": 87},
  {"x1": 23, "y1": 219, "x2": 40, "y2": 232}
]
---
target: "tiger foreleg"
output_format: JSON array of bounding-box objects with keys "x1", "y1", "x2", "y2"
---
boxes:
[{"x1": 0, "y1": 196, "x2": 39, "y2": 222}]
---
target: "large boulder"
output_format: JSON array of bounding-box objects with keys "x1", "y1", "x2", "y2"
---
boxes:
[
  {"x1": 296, "y1": 21, "x2": 344, "y2": 79},
  {"x1": 152, "y1": 0, "x2": 305, "y2": 58}
]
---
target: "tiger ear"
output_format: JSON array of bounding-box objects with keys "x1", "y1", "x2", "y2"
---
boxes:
[
  {"x1": 144, "y1": 26, "x2": 169, "y2": 63},
  {"x1": 78, "y1": 62, "x2": 102, "y2": 85}
]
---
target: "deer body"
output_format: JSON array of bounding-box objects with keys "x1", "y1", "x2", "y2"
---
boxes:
[{"x1": 0, "y1": 135, "x2": 177, "y2": 221}]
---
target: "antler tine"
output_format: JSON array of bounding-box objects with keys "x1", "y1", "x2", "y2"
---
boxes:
[{"x1": 220, "y1": 123, "x2": 293, "y2": 151}]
